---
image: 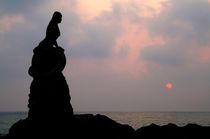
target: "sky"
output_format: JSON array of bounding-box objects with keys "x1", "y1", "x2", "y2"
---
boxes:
[{"x1": 0, "y1": 0, "x2": 210, "y2": 112}]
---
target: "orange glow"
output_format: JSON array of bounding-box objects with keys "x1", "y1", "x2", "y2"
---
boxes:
[
  {"x1": 75, "y1": 0, "x2": 168, "y2": 21},
  {"x1": 0, "y1": 15, "x2": 25, "y2": 32},
  {"x1": 165, "y1": 83, "x2": 173, "y2": 89},
  {"x1": 112, "y1": 18, "x2": 165, "y2": 77},
  {"x1": 58, "y1": 0, "x2": 168, "y2": 78},
  {"x1": 198, "y1": 47, "x2": 210, "y2": 64},
  {"x1": 76, "y1": 0, "x2": 111, "y2": 21},
  {"x1": 111, "y1": 0, "x2": 168, "y2": 18},
  {"x1": 139, "y1": 0, "x2": 168, "y2": 17}
]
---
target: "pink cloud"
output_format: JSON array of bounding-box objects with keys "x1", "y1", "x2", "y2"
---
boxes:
[
  {"x1": 40, "y1": 0, "x2": 169, "y2": 78},
  {"x1": 67, "y1": 24, "x2": 166, "y2": 79},
  {"x1": 112, "y1": 17, "x2": 166, "y2": 76},
  {"x1": 198, "y1": 47, "x2": 210, "y2": 64},
  {"x1": 73, "y1": 0, "x2": 167, "y2": 21},
  {"x1": 76, "y1": 0, "x2": 112, "y2": 21},
  {"x1": 0, "y1": 15, "x2": 25, "y2": 32}
]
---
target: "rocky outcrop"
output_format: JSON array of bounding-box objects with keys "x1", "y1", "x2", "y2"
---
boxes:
[
  {"x1": 7, "y1": 114, "x2": 135, "y2": 139},
  {"x1": 2, "y1": 115, "x2": 209, "y2": 139},
  {"x1": 135, "y1": 123, "x2": 210, "y2": 139}
]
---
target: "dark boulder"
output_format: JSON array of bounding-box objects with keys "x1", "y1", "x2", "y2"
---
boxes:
[
  {"x1": 135, "y1": 123, "x2": 210, "y2": 139},
  {"x1": 8, "y1": 114, "x2": 135, "y2": 139}
]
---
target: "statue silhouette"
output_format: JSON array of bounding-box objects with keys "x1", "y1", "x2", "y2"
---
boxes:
[
  {"x1": 8, "y1": 11, "x2": 137, "y2": 139},
  {"x1": 43, "y1": 11, "x2": 61, "y2": 48},
  {"x1": 27, "y1": 11, "x2": 73, "y2": 121}
]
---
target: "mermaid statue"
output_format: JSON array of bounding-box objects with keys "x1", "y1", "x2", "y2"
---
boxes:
[{"x1": 28, "y1": 11, "x2": 73, "y2": 121}]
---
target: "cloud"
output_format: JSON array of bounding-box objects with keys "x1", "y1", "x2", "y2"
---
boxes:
[
  {"x1": 70, "y1": 22, "x2": 119, "y2": 59},
  {"x1": 0, "y1": 15, "x2": 25, "y2": 32},
  {"x1": 196, "y1": 47, "x2": 210, "y2": 64},
  {"x1": 141, "y1": 44, "x2": 186, "y2": 66},
  {"x1": 0, "y1": 0, "x2": 43, "y2": 14},
  {"x1": 141, "y1": 0, "x2": 210, "y2": 67},
  {"x1": 149, "y1": 0, "x2": 210, "y2": 44},
  {"x1": 75, "y1": 0, "x2": 112, "y2": 21},
  {"x1": 60, "y1": 0, "x2": 171, "y2": 77}
]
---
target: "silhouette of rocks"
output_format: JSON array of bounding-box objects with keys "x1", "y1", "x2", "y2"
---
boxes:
[
  {"x1": 7, "y1": 114, "x2": 135, "y2": 139},
  {"x1": 135, "y1": 123, "x2": 210, "y2": 139},
  {"x1": 5, "y1": 115, "x2": 210, "y2": 139}
]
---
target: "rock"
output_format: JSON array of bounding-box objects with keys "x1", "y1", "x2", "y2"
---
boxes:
[
  {"x1": 135, "y1": 123, "x2": 210, "y2": 139},
  {"x1": 73, "y1": 114, "x2": 135, "y2": 139},
  {"x1": 6, "y1": 114, "x2": 210, "y2": 139},
  {"x1": 8, "y1": 114, "x2": 135, "y2": 139}
]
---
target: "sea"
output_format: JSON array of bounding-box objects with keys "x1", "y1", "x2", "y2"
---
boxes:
[{"x1": 1, "y1": 112, "x2": 210, "y2": 135}]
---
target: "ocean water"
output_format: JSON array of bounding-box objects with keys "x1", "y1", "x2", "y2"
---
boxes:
[
  {"x1": 0, "y1": 112, "x2": 27, "y2": 135},
  {"x1": 1, "y1": 112, "x2": 210, "y2": 135},
  {"x1": 100, "y1": 112, "x2": 210, "y2": 129}
]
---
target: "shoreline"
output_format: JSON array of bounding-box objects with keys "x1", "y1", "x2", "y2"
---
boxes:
[
  {"x1": 0, "y1": 113, "x2": 209, "y2": 139},
  {"x1": 1, "y1": 112, "x2": 210, "y2": 135}
]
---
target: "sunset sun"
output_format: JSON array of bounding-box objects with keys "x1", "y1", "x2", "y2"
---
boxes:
[{"x1": 165, "y1": 83, "x2": 173, "y2": 89}]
